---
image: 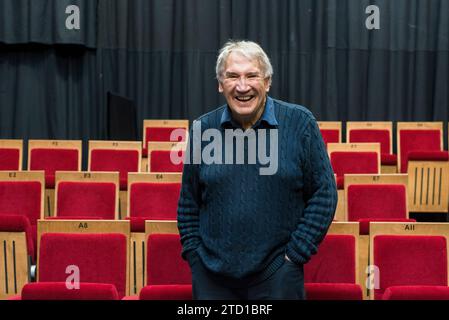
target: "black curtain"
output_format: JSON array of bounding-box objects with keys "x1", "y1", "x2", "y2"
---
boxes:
[
  {"x1": 0, "y1": 0, "x2": 448, "y2": 147},
  {"x1": 0, "y1": 45, "x2": 100, "y2": 140},
  {"x1": 0, "y1": 0, "x2": 97, "y2": 47}
]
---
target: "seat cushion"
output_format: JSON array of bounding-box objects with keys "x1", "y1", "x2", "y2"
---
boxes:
[
  {"x1": 305, "y1": 283, "x2": 363, "y2": 300},
  {"x1": 139, "y1": 284, "x2": 192, "y2": 300},
  {"x1": 381, "y1": 153, "x2": 397, "y2": 165},
  {"x1": 407, "y1": 150, "x2": 449, "y2": 162},
  {"x1": 382, "y1": 285, "x2": 449, "y2": 300},
  {"x1": 21, "y1": 282, "x2": 119, "y2": 300}
]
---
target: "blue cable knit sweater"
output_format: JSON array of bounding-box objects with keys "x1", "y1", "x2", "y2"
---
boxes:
[{"x1": 177, "y1": 97, "x2": 337, "y2": 285}]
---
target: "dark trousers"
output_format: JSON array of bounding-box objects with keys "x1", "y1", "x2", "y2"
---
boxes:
[{"x1": 191, "y1": 257, "x2": 306, "y2": 300}]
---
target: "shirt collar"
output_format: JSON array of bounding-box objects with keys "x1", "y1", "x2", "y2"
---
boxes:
[{"x1": 220, "y1": 96, "x2": 278, "y2": 128}]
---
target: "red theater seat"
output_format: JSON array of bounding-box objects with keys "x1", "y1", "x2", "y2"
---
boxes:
[
  {"x1": 347, "y1": 184, "x2": 414, "y2": 234},
  {"x1": 138, "y1": 233, "x2": 192, "y2": 300},
  {"x1": 373, "y1": 235, "x2": 448, "y2": 300},
  {"x1": 0, "y1": 179, "x2": 43, "y2": 261},
  {"x1": 330, "y1": 151, "x2": 379, "y2": 189},
  {"x1": 128, "y1": 182, "x2": 181, "y2": 232},
  {"x1": 37, "y1": 233, "x2": 128, "y2": 299},
  {"x1": 304, "y1": 234, "x2": 362, "y2": 300},
  {"x1": 398, "y1": 128, "x2": 443, "y2": 173}
]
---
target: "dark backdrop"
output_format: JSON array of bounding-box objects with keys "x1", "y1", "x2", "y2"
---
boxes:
[{"x1": 1, "y1": 0, "x2": 448, "y2": 149}]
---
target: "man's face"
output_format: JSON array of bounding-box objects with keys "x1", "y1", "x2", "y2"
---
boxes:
[{"x1": 219, "y1": 52, "x2": 271, "y2": 126}]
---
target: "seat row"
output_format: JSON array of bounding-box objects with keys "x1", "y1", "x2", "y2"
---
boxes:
[
  {"x1": 0, "y1": 139, "x2": 186, "y2": 217},
  {"x1": 306, "y1": 221, "x2": 449, "y2": 300},
  {"x1": 326, "y1": 139, "x2": 449, "y2": 216},
  {"x1": 0, "y1": 139, "x2": 186, "y2": 173},
  {"x1": 3, "y1": 220, "x2": 190, "y2": 300},
  {"x1": 4, "y1": 220, "x2": 449, "y2": 300},
  {"x1": 0, "y1": 171, "x2": 447, "y2": 298},
  {"x1": 319, "y1": 121, "x2": 449, "y2": 174},
  {"x1": 0, "y1": 119, "x2": 190, "y2": 173}
]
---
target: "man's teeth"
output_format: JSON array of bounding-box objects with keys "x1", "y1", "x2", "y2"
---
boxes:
[{"x1": 236, "y1": 96, "x2": 252, "y2": 101}]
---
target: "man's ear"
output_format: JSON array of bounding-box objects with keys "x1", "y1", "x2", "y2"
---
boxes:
[
  {"x1": 218, "y1": 81, "x2": 224, "y2": 93},
  {"x1": 265, "y1": 78, "x2": 271, "y2": 92}
]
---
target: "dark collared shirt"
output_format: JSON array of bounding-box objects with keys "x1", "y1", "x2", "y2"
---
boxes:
[{"x1": 220, "y1": 96, "x2": 279, "y2": 129}]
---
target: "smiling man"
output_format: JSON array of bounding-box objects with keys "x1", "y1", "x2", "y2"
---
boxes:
[
  {"x1": 218, "y1": 48, "x2": 271, "y2": 130},
  {"x1": 177, "y1": 40, "x2": 337, "y2": 300}
]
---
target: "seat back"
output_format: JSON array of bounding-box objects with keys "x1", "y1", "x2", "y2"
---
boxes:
[
  {"x1": 143, "y1": 119, "x2": 189, "y2": 145},
  {"x1": 88, "y1": 141, "x2": 141, "y2": 190},
  {"x1": 54, "y1": 172, "x2": 119, "y2": 219},
  {"x1": 0, "y1": 171, "x2": 45, "y2": 227},
  {"x1": 0, "y1": 140, "x2": 23, "y2": 171},
  {"x1": 305, "y1": 222, "x2": 359, "y2": 284},
  {"x1": 328, "y1": 143, "x2": 381, "y2": 190},
  {"x1": 28, "y1": 140, "x2": 82, "y2": 188},
  {"x1": 305, "y1": 235, "x2": 357, "y2": 284},
  {"x1": 345, "y1": 174, "x2": 408, "y2": 222},
  {"x1": 328, "y1": 143, "x2": 380, "y2": 177},
  {"x1": 38, "y1": 233, "x2": 128, "y2": 298},
  {"x1": 128, "y1": 173, "x2": 182, "y2": 220},
  {"x1": 397, "y1": 122, "x2": 444, "y2": 173},
  {"x1": 145, "y1": 220, "x2": 191, "y2": 285},
  {"x1": 346, "y1": 122, "x2": 392, "y2": 156},
  {"x1": 147, "y1": 142, "x2": 186, "y2": 173},
  {"x1": 318, "y1": 122, "x2": 342, "y2": 147},
  {"x1": 37, "y1": 220, "x2": 130, "y2": 297}
]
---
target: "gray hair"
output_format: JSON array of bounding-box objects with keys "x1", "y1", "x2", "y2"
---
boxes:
[{"x1": 216, "y1": 40, "x2": 273, "y2": 83}]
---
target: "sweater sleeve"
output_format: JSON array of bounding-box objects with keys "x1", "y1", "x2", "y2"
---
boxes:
[
  {"x1": 177, "y1": 127, "x2": 202, "y2": 261},
  {"x1": 285, "y1": 118, "x2": 338, "y2": 265}
]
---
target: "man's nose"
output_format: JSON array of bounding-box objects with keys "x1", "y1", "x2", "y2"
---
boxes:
[{"x1": 236, "y1": 77, "x2": 250, "y2": 91}]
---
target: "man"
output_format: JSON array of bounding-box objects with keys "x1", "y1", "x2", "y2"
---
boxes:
[{"x1": 177, "y1": 40, "x2": 337, "y2": 299}]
